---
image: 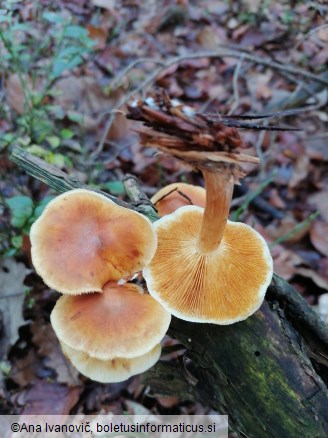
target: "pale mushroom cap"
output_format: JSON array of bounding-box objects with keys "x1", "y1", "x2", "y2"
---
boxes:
[
  {"x1": 143, "y1": 206, "x2": 273, "y2": 324},
  {"x1": 51, "y1": 282, "x2": 171, "y2": 360},
  {"x1": 151, "y1": 183, "x2": 206, "y2": 216},
  {"x1": 61, "y1": 341, "x2": 161, "y2": 383},
  {"x1": 30, "y1": 189, "x2": 157, "y2": 294}
]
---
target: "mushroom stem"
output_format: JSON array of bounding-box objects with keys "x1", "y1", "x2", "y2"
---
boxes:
[{"x1": 197, "y1": 169, "x2": 234, "y2": 253}]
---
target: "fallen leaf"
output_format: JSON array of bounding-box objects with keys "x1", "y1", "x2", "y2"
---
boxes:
[
  {"x1": 92, "y1": 0, "x2": 116, "y2": 11},
  {"x1": 289, "y1": 154, "x2": 310, "y2": 189},
  {"x1": 55, "y1": 76, "x2": 124, "y2": 131},
  {"x1": 310, "y1": 220, "x2": 328, "y2": 257},
  {"x1": 196, "y1": 26, "x2": 226, "y2": 49},
  {"x1": 314, "y1": 293, "x2": 328, "y2": 323},
  {"x1": 271, "y1": 247, "x2": 303, "y2": 280},
  {"x1": 308, "y1": 191, "x2": 328, "y2": 222},
  {"x1": 266, "y1": 216, "x2": 310, "y2": 244},
  {"x1": 157, "y1": 396, "x2": 180, "y2": 408},
  {"x1": 0, "y1": 258, "x2": 30, "y2": 357},
  {"x1": 87, "y1": 25, "x2": 107, "y2": 50},
  {"x1": 294, "y1": 267, "x2": 328, "y2": 291},
  {"x1": 6, "y1": 74, "x2": 28, "y2": 115},
  {"x1": 318, "y1": 258, "x2": 328, "y2": 281},
  {"x1": 9, "y1": 349, "x2": 40, "y2": 387},
  {"x1": 31, "y1": 321, "x2": 80, "y2": 385},
  {"x1": 318, "y1": 27, "x2": 328, "y2": 43},
  {"x1": 15, "y1": 380, "x2": 81, "y2": 414},
  {"x1": 125, "y1": 399, "x2": 152, "y2": 415}
]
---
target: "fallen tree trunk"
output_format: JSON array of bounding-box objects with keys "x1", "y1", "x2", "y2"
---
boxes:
[
  {"x1": 147, "y1": 279, "x2": 328, "y2": 437},
  {"x1": 9, "y1": 145, "x2": 328, "y2": 437}
]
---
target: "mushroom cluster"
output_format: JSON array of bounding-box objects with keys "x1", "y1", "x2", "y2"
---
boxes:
[{"x1": 30, "y1": 189, "x2": 171, "y2": 382}]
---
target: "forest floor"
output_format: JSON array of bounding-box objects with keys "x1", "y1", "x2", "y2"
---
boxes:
[{"x1": 0, "y1": 0, "x2": 327, "y2": 418}]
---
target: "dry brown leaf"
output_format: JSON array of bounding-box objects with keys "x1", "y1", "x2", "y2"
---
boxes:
[
  {"x1": 6, "y1": 74, "x2": 27, "y2": 114},
  {"x1": 254, "y1": 222, "x2": 302, "y2": 280},
  {"x1": 87, "y1": 25, "x2": 107, "y2": 50},
  {"x1": 16, "y1": 381, "x2": 81, "y2": 415},
  {"x1": 308, "y1": 191, "x2": 328, "y2": 222},
  {"x1": 125, "y1": 399, "x2": 152, "y2": 415},
  {"x1": 266, "y1": 216, "x2": 310, "y2": 244},
  {"x1": 10, "y1": 350, "x2": 40, "y2": 387},
  {"x1": 318, "y1": 258, "x2": 328, "y2": 281},
  {"x1": 92, "y1": 0, "x2": 116, "y2": 10},
  {"x1": 157, "y1": 396, "x2": 180, "y2": 408},
  {"x1": 318, "y1": 27, "x2": 328, "y2": 43},
  {"x1": 31, "y1": 321, "x2": 80, "y2": 386},
  {"x1": 196, "y1": 26, "x2": 225, "y2": 49},
  {"x1": 55, "y1": 76, "x2": 124, "y2": 131},
  {"x1": 289, "y1": 154, "x2": 310, "y2": 188},
  {"x1": 272, "y1": 247, "x2": 303, "y2": 280},
  {"x1": 0, "y1": 258, "x2": 30, "y2": 355},
  {"x1": 294, "y1": 267, "x2": 328, "y2": 291},
  {"x1": 310, "y1": 220, "x2": 328, "y2": 257},
  {"x1": 314, "y1": 293, "x2": 328, "y2": 323}
]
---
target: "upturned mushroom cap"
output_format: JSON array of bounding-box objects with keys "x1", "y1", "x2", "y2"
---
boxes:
[
  {"x1": 151, "y1": 183, "x2": 206, "y2": 216},
  {"x1": 50, "y1": 282, "x2": 171, "y2": 360},
  {"x1": 61, "y1": 341, "x2": 161, "y2": 383},
  {"x1": 143, "y1": 206, "x2": 273, "y2": 324},
  {"x1": 30, "y1": 189, "x2": 157, "y2": 294}
]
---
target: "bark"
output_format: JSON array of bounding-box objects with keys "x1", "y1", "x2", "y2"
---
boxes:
[
  {"x1": 146, "y1": 276, "x2": 328, "y2": 437},
  {"x1": 9, "y1": 145, "x2": 328, "y2": 437}
]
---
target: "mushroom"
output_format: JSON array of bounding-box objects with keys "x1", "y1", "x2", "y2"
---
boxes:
[
  {"x1": 30, "y1": 189, "x2": 157, "y2": 295},
  {"x1": 131, "y1": 95, "x2": 273, "y2": 324},
  {"x1": 60, "y1": 342, "x2": 161, "y2": 383},
  {"x1": 144, "y1": 214, "x2": 273, "y2": 324},
  {"x1": 151, "y1": 182, "x2": 206, "y2": 216},
  {"x1": 144, "y1": 169, "x2": 273, "y2": 324},
  {"x1": 50, "y1": 281, "x2": 171, "y2": 360}
]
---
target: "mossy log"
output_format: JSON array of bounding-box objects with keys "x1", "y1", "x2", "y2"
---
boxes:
[
  {"x1": 9, "y1": 145, "x2": 328, "y2": 437},
  {"x1": 147, "y1": 280, "x2": 328, "y2": 437}
]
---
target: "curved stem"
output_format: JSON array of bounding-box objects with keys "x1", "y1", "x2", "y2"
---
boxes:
[{"x1": 197, "y1": 170, "x2": 234, "y2": 253}]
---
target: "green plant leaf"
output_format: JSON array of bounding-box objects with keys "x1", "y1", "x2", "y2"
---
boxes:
[
  {"x1": 42, "y1": 11, "x2": 65, "y2": 24},
  {"x1": 60, "y1": 129, "x2": 74, "y2": 139},
  {"x1": 63, "y1": 25, "x2": 89, "y2": 39},
  {"x1": 6, "y1": 196, "x2": 34, "y2": 228},
  {"x1": 101, "y1": 181, "x2": 126, "y2": 195},
  {"x1": 33, "y1": 195, "x2": 56, "y2": 219},
  {"x1": 47, "y1": 135, "x2": 61, "y2": 149},
  {"x1": 11, "y1": 235, "x2": 23, "y2": 249}
]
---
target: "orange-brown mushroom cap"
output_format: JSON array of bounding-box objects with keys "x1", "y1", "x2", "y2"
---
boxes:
[
  {"x1": 30, "y1": 189, "x2": 157, "y2": 295},
  {"x1": 61, "y1": 341, "x2": 161, "y2": 383},
  {"x1": 50, "y1": 282, "x2": 171, "y2": 360},
  {"x1": 143, "y1": 206, "x2": 273, "y2": 324},
  {"x1": 151, "y1": 183, "x2": 206, "y2": 216}
]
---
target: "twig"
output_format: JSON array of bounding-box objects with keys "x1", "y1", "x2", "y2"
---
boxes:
[
  {"x1": 228, "y1": 54, "x2": 245, "y2": 115},
  {"x1": 293, "y1": 23, "x2": 328, "y2": 51},
  {"x1": 269, "y1": 211, "x2": 320, "y2": 248},
  {"x1": 9, "y1": 145, "x2": 160, "y2": 221},
  {"x1": 109, "y1": 58, "x2": 165, "y2": 90},
  {"x1": 93, "y1": 64, "x2": 165, "y2": 156},
  {"x1": 95, "y1": 49, "x2": 328, "y2": 156},
  {"x1": 254, "y1": 123, "x2": 268, "y2": 180},
  {"x1": 9, "y1": 145, "x2": 130, "y2": 209},
  {"x1": 123, "y1": 174, "x2": 159, "y2": 222}
]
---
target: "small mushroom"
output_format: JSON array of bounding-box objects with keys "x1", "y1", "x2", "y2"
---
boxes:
[
  {"x1": 30, "y1": 189, "x2": 157, "y2": 295},
  {"x1": 151, "y1": 182, "x2": 206, "y2": 216},
  {"x1": 51, "y1": 281, "x2": 171, "y2": 360},
  {"x1": 60, "y1": 342, "x2": 161, "y2": 383}
]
